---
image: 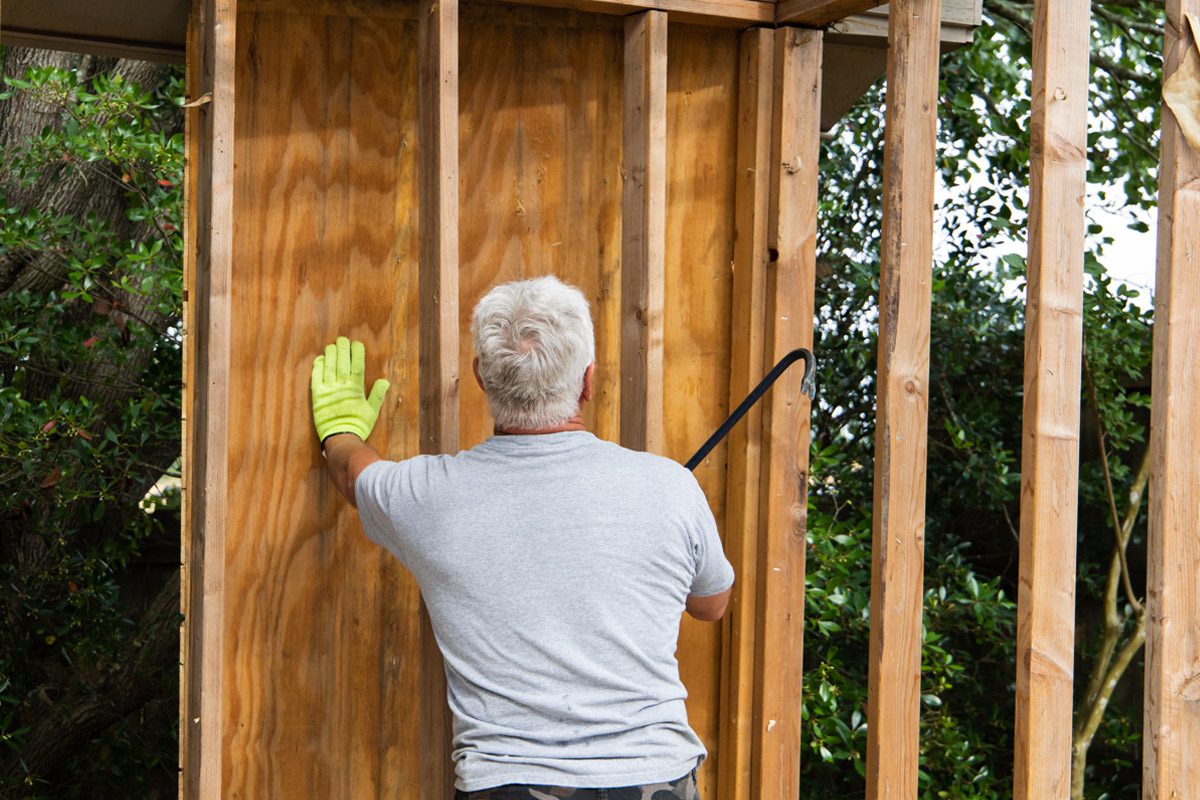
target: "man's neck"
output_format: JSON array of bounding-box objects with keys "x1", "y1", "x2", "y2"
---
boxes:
[{"x1": 494, "y1": 417, "x2": 587, "y2": 436}]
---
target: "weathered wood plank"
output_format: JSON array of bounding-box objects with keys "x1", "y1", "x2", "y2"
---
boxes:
[
  {"x1": 864, "y1": 0, "x2": 940, "y2": 797},
  {"x1": 621, "y1": 9, "x2": 668, "y2": 454},
  {"x1": 419, "y1": 0, "x2": 461, "y2": 793},
  {"x1": 179, "y1": 0, "x2": 204, "y2": 795},
  {"x1": 751, "y1": 25, "x2": 822, "y2": 800},
  {"x1": 775, "y1": 0, "x2": 884, "y2": 26},
  {"x1": 664, "y1": 24, "x2": 741, "y2": 796},
  {"x1": 181, "y1": 0, "x2": 237, "y2": 797},
  {"x1": 242, "y1": 0, "x2": 775, "y2": 27},
  {"x1": 716, "y1": 26, "x2": 773, "y2": 800},
  {"x1": 1144, "y1": 3, "x2": 1200, "y2": 798},
  {"x1": 1012, "y1": 2, "x2": 1089, "y2": 798}
]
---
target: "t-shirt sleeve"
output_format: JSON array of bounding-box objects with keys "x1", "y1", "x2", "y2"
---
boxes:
[
  {"x1": 354, "y1": 459, "x2": 413, "y2": 564},
  {"x1": 685, "y1": 476, "x2": 735, "y2": 597}
]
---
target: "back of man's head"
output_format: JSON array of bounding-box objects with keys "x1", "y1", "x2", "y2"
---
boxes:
[{"x1": 471, "y1": 275, "x2": 596, "y2": 431}]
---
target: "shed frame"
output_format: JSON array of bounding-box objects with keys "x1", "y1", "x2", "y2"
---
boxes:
[{"x1": 8, "y1": 0, "x2": 1181, "y2": 795}]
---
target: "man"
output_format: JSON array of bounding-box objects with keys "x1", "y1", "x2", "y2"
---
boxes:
[{"x1": 310, "y1": 276, "x2": 734, "y2": 799}]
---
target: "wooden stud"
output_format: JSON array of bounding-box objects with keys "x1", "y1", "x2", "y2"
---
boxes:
[
  {"x1": 1012, "y1": 2, "x2": 1089, "y2": 798},
  {"x1": 184, "y1": 0, "x2": 237, "y2": 798},
  {"x1": 864, "y1": 1, "x2": 940, "y2": 797},
  {"x1": 751, "y1": 25, "x2": 822, "y2": 800},
  {"x1": 181, "y1": 0, "x2": 237, "y2": 798},
  {"x1": 774, "y1": 0, "x2": 884, "y2": 26},
  {"x1": 419, "y1": 0, "x2": 460, "y2": 794},
  {"x1": 717, "y1": 26, "x2": 775, "y2": 800},
  {"x1": 1144, "y1": 3, "x2": 1200, "y2": 797},
  {"x1": 621, "y1": 10, "x2": 668, "y2": 454}
]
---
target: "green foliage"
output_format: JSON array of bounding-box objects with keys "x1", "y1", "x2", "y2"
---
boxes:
[{"x1": 0, "y1": 61, "x2": 183, "y2": 797}]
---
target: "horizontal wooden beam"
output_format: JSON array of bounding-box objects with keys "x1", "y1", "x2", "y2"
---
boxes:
[
  {"x1": 776, "y1": 0, "x2": 885, "y2": 26},
  {"x1": 499, "y1": 0, "x2": 774, "y2": 26},
  {"x1": 242, "y1": 0, "x2": 774, "y2": 27}
]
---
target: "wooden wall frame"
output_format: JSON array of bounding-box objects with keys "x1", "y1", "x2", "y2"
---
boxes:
[{"x1": 174, "y1": 0, "x2": 1198, "y2": 796}]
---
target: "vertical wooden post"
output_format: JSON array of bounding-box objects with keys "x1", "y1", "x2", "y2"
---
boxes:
[
  {"x1": 718, "y1": 26, "x2": 775, "y2": 800},
  {"x1": 865, "y1": 0, "x2": 939, "y2": 797},
  {"x1": 181, "y1": 0, "x2": 236, "y2": 797},
  {"x1": 418, "y1": 0, "x2": 460, "y2": 793},
  {"x1": 1012, "y1": 2, "x2": 1089, "y2": 798},
  {"x1": 751, "y1": 26, "x2": 821, "y2": 800},
  {"x1": 621, "y1": 9, "x2": 667, "y2": 454},
  {"x1": 1144, "y1": 3, "x2": 1200, "y2": 797}
]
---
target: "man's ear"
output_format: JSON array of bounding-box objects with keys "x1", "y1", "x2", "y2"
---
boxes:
[
  {"x1": 473, "y1": 357, "x2": 485, "y2": 393},
  {"x1": 580, "y1": 363, "x2": 596, "y2": 404}
]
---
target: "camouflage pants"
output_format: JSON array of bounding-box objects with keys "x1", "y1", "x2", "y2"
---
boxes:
[{"x1": 453, "y1": 769, "x2": 700, "y2": 800}]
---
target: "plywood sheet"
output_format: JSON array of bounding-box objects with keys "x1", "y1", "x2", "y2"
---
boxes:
[
  {"x1": 224, "y1": 9, "x2": 423, "y2": 796},
  {"x1": 457, "y1": 9, "x2": 624, "y2": 448}
]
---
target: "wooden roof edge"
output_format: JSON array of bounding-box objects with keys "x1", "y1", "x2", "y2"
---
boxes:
[{"x1": 0, "y1": 0, "x2": 982, "y2": 61}]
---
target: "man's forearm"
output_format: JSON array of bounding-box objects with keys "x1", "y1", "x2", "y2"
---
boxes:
[{"x1": 323, "y1": 433, "x2": 382, "y2": 506}]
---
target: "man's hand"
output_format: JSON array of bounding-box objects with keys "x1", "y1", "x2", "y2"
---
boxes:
[{"x1": 311, "y1": 336, "x2": 390, "y2": 444}]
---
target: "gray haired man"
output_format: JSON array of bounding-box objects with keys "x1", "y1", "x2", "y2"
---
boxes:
[{"x1": 310, "y1": 275, "x2": 735, "y2": 799}]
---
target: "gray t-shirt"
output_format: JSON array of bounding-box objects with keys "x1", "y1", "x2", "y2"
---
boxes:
[{"x1": 354, "y1": 430, "x2": 735, "y2": 792}]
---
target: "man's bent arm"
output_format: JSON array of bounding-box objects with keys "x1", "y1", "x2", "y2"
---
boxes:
[
  {"x1": 323, "y1": 433, "x2": 382, "y2": 507},
  {"x1": 685, "y1": 586, "x2": 732, "y2": 622}
]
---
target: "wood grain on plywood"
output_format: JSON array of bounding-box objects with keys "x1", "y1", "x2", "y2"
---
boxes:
[
  {"x1": 751, "y1": 26, "x2": 821, "y2": 800},
  {"x1": 1012, "y1": 2, "x2": 1089, "y2": 798},
  {"x1": 457, "y1": 14, "x2": 624, "y2": 448},
  {"x1": 223, "y1": 9, "x2": 422, "y2": 797},
  {"x1": 865, "y1": 1, "x2": 940, "y2": 797},
  {"x1": 1144, "y1": 2, "x2": 1200, "y2": 797}
]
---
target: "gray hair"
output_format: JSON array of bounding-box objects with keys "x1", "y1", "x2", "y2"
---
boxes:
[{"x1": 471, "y1": 276, "x2": 596, "y2": 431}]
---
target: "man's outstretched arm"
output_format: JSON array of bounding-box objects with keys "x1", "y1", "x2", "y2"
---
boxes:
[
  {"x1": 311, "y1": 336, "x2": 390, "y2": 506},
  {"x1": 322, "y1": 433, "x2": 381, "y2": 507}
]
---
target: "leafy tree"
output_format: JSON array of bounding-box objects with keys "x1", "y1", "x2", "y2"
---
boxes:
[{"x1": 0, "y1": 50, "x2": 183, "y2": 798}]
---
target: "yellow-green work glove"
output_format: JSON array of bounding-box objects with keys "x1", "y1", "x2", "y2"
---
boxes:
[{"x1": 311, "y1": 336, "x2": 390, "y2": 444}]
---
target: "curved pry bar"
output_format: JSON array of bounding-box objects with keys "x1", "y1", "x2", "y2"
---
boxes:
[{"x1": 684, "y1": 348, "x2": 816, "y2": 472}]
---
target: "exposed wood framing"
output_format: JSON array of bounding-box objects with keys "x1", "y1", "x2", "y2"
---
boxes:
[
  {"x1": 718, "y1": 27, "x2": 775, "y2": 800},
  {"x1": 242, "y1": 0, "x2": 773, "y2": 27},
  {"x1": 864, "y1": 0, "x2": 940, "y2": 797},
  {"x1": 621, "y1": 10, "x2": 668, "y2": 454},
  {"x1": 750, "y1": 25, "x2": 822, "y2": 800},
  {"x1": 775, "y1": 0, "x2": 884, "y2": 26},
  {"x1": 418, "y1": 0, "x2": 461, "y2": 793},
  {"x1": 180, "y1": 0, "x2": 236, "y2": 798},
  {"x1": 1144, "y1": 3, "x2": 1200, "y2": 797},
  {"x1": 513, "y1": 0, "x2": 773, "y2": 26},
  {"x1": 1012, "y1": 2, "x2": 1090, "y2": 798}
]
